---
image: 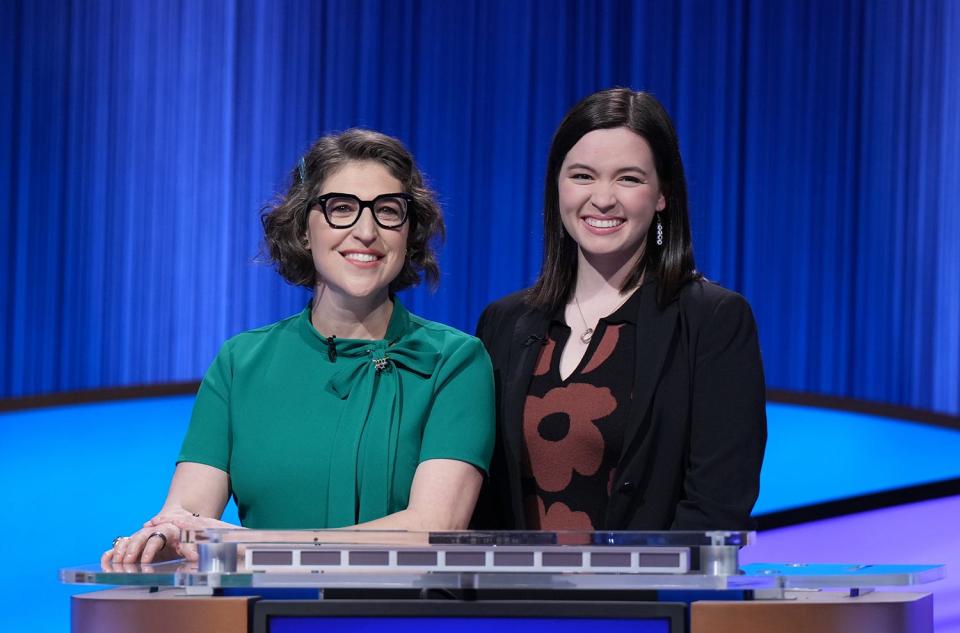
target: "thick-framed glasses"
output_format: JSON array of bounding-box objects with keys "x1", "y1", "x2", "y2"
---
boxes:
[{"x1": 313, "y1": 192, "x2": 412, "y2": 229}]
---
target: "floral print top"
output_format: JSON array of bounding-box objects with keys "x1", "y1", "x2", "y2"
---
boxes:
[{"x1": 521, "y1": 290, "x2": 640, "y2": 530}]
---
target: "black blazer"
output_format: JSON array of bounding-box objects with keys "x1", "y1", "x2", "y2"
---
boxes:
[{"x1": 473, "y1": 278, "x2": 767, "y2": 530}]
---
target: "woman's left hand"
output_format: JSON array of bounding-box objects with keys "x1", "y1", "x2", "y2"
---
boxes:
[{"x1": 145, "y1": 509, "x2": 240, "y2": 533}]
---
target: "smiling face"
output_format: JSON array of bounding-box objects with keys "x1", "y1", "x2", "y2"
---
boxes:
[
  {"x1": 304, "y1": 160, "x2": 409, "y2": 304},
  {"x1": 558, "y1": 127, "x2": 666, "y2": 271}
]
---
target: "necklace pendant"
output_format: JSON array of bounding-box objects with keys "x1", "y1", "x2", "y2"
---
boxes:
[{"x1": 580, "y1": 328, "x2": 594, "y2": 344}]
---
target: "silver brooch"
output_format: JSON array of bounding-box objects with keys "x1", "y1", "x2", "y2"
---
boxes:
[{"x1": 372, "y1": 356, "x2": 390, "y2": 373}]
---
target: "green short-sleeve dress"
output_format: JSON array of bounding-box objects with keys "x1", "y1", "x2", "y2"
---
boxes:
[{"x1": 177, "y1": 299, "x2": 495, "y2": 529}]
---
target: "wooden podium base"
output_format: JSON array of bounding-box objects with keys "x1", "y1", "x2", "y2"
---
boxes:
[
  {"x1": 73, "y1": 587, "x2": 933, "y2": 633},
  {"x1": 72, "y1": 587, "x2": 253, "y2": 633},
  {"x1": 691, "y1": 591, "x2": 933, "y2": 633}
]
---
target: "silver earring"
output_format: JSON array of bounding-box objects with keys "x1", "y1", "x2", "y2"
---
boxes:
[{"x1": 655, "y1": 214, "x2": 664, "y2": 246}]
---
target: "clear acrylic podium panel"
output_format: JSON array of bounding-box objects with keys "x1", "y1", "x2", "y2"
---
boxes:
[{"x1": 61, "y1": 529, "x2": 945, "y2": 592}]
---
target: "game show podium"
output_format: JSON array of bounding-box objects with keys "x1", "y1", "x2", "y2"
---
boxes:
[{"x1": 63, "y1": 529, "x2": 942, "y2": 633}]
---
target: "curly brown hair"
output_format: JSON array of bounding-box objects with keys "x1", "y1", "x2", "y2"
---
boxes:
[{"x1": 261, "y1": 129, "x2": 444, "y2": 292}]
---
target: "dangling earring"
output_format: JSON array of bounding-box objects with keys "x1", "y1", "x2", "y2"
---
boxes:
[{"x1": 655, "y1": 213, "x2": 664, "y2": 246}]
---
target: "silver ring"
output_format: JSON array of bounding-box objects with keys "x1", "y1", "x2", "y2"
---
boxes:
[
  {"x1": 191, "y1": 512, "x2": 200, "y2": 517},
  {"x1": 112, "y1": 535, "x2": 125, "y2": 548},
  {"x1": 148, "y1": 532, "x2": 168, "y2": 550}
]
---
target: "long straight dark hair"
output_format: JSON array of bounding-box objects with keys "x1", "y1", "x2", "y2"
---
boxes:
[{"x1": 529, "y1": 88, "x2": 699, "y2": 312}]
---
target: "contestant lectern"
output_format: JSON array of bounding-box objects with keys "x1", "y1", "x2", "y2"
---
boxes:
[{"x1": 63, "y1": 529, "x2": 941, "y2": 633}]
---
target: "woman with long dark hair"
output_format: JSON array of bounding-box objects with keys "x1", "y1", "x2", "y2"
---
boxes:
[{"x1": 475, "y1": 88, "x2": 766, "y2": 530}]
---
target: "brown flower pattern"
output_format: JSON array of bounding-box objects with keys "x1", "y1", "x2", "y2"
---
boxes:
[
  {"x1": 533, "y1": 337, "x2": 555, "y2": 376},
  {"x1": 523, "y1": 383, "x2": 616, "y2": 492},
  {"x1": 526, "y1": 495, "x2": 593, "y2": 530}
]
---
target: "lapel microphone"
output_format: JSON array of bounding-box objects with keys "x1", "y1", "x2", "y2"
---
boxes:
[
  {"x1": 523, "y1": 334, "x2": 547, "y2": 347},
  {"x1": 326, "y1": 335, "x2": 337, "y2": 361}
]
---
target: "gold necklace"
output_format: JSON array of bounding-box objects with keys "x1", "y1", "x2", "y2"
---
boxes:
[{"x1": 573, "y1": 290, "x2": 635, "y2": 344}]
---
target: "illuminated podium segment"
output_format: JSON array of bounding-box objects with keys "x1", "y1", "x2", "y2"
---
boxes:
[
  {"x1": 191, "y1": 528, "x2": 747, "y2": 586},
  {"x1": 239, "y1": 529, "x2": 710, "y2": 574}
]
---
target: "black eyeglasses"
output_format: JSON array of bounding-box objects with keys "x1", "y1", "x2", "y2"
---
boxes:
[{"x1": 313, "y1": 192, "x2": 412, "y2": 229}]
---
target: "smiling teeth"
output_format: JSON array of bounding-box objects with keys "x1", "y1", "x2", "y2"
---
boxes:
[
  {"x1": 585, "y1": 218, "x2": 625, "y2": 228},
  {"x1": 344, "y1": 253, "x2": 380, "y2": 262}
]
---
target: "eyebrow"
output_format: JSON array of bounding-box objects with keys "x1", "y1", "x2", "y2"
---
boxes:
[{"x1": 564, "y1": 163, "x2": 650, "y2": 177}]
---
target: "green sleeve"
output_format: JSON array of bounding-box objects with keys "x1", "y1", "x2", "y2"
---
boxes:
[
  {"x1": 418, "y1": 336, "x2": 496, "y2": 473},
  {"x1": 177, "y1": 341, "x2": 233, "y2": 473}
]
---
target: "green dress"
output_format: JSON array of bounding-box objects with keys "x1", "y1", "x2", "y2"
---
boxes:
[{"x1": 177, "y1": 299, "x2": 495, "y2": 529}]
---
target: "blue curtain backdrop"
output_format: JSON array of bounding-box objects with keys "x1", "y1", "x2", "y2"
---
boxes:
[{"x1": 2, "y1": 0, "x2": 958, "y2": 414}]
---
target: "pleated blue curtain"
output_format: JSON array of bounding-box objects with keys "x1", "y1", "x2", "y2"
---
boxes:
[{"x1": 2, "y1": 0, "x2": 958, "y2": 414}]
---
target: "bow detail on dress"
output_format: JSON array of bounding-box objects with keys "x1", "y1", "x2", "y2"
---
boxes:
[
  {"x1": 323, "y1": 334, "x2": 441, "y2": 527},
  {"x1": 326, "y1": 337, "x2": 440, "y2": 399}
]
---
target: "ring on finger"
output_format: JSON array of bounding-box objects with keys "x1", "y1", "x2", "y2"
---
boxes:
[
  {"x1": 147, "y1": 532, "x2": 168, "y2": 550},
  {"x1": 112, "y1": 535, "x2": 126, "y2": 549}
]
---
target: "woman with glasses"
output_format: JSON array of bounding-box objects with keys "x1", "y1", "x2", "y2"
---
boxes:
[
  {"x1": 474, "y1": 88, "x2": 766, "y2": 531},
  {"x1": 105, "y1": 129, "x2": 494, "y2": 565}
]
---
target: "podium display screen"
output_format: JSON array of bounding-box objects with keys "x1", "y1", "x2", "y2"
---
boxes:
[{"x1": 255, "y1": 600, "x2": 684, "y2": 633}]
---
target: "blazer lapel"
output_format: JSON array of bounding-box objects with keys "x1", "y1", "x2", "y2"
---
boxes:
[
  {"x1": 501, "y1": 306, "x2": 549, "y2": 524},
  {"x1": 619, "y1": 286, "x2": 680, "y2": 462}
]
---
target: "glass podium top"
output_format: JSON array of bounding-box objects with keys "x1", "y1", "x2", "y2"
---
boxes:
[
  {"x1": 186, "y1": 527, "x2": 754, "y2": 546},
  {"x1": 61, "y1": 529, "x2": 945, "y2": 592}
]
